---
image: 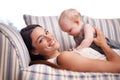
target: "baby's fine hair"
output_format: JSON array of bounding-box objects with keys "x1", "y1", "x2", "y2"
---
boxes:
[{"x1": 59, "y1": 8, "x2": 81, "y2": 24}]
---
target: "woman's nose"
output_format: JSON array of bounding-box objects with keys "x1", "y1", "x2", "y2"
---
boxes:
[{"x1": 44, "y1": 35, "x2": 53, "y2": 41}]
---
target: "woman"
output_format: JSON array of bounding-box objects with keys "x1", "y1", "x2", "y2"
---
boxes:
[{"x1": 20, "y1": 24, "x2": 120, "y2": 73}]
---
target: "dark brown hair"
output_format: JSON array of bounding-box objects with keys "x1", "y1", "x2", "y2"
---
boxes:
[{"x1": 20, "y1": 24, "x2": 63, "y2": 69}]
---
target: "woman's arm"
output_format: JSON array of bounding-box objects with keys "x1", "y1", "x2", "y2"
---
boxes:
[
  {"x1": 57, "y1": 51, "x2": 120, "y2": 73},
  {"x1": 93, "y1": 27, "x2": 120, "y2": 62},
  {"x1": 57, "y1": 28, "x2": 120, "y2": 73}
]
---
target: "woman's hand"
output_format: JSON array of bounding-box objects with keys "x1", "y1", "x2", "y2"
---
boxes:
[{"x1": 93, "y1": 27, "x2": 108, "y2": 48}]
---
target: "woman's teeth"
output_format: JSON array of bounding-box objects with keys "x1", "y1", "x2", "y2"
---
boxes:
[{"x1": 50, "y1": 40, "x2": 55, "y2": 46}]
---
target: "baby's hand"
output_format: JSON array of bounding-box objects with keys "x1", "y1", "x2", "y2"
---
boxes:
[{"x1": 68, "y1": 48, "x2": 77, "y2": 51}]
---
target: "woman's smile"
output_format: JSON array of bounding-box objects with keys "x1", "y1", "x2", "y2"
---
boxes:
[{"x1": 49, "y1": 39, "x2": 56, "y2": 47}]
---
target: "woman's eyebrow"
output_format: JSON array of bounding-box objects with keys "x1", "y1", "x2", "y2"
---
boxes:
[
  {"x1": 36, "y1": 29, "x2": 46, "y2": 42},
  {"x1": 36, "y1": 35, "x2": 42, "y2": 42}
]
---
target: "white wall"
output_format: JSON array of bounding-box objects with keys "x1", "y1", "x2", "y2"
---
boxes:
[{"x1": 0, "y1": 0, "x2": 120, "y2": 30}]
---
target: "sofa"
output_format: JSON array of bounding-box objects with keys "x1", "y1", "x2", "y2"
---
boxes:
[{"x1": 0, "y1": 14, "x2": 120, "y2": 80}]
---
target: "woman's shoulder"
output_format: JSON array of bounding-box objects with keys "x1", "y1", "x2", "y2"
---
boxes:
[
  {"x1": 58, "y1": 51, "x2": 71, "y2": 59},
  {"x1": 57, "y1": 51, "x2": 73, "y2": 64}
]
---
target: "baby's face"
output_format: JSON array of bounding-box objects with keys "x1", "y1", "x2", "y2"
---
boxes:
[{"x1": 60, "y1": 20, "x2": 81, "y2": 36}]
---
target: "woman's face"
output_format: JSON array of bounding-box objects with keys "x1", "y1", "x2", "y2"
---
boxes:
[{"x1": 31, "y1": 27, "x2": 60, "y2": 56}]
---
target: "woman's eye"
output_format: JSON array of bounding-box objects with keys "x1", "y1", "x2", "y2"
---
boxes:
[
  {"x1": 39, "y1": 38, "x2": 43, "y2": 43},
  {"x1": 46, "y1": 30, "x2": 49, "y2": 35}
]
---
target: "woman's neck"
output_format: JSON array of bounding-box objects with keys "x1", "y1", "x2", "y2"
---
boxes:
[{"x1": 45, "y1": 51, "x2": 60, "y2": 60}]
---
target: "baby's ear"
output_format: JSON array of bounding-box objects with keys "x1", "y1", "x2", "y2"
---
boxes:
[{"x1": 31, "y1": 50, "x2": 39, "y2": 55}]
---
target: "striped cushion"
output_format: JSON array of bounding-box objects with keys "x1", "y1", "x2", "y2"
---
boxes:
[
  {"x1": 21, "y1": 64, "x2": 120, "y2": 80},
  {"x1": 82, "y1": 16, "x2": 120, "y2": 42},
  {"x1": 23, "y1": 15, "x2": 120, "y2": 51},
  {"x1": 23, "y1": 14, "x2": 120, "y2": 80},
  {"x1": 0, "y1": 23, "x2": 30, "y2": 80}
]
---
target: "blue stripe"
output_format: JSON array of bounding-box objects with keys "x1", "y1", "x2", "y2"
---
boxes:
[
  {"x1": 99, "y1": 20, "x2": 104, "y2": 32},
  {"x1": 7, "y1": 43, "x2": 12, "y2": 80},
  {"x1": 0, "y1": 31, "x2": 3, "y2": 80},
  {"x1": 91, "y1": 18, "x2": 95, "y2": 26},
  {"x1": 56, "y1": 16, "x2": 66, "y2": 51},
  {"x1": 44, "y1": 66, "x2": 49, "y2": 80},
  {"x1": 0, "y1": 31, "x2": 2, "y2": 63},
  {"x1": 86, "y1": 18, "x2": 89, "y2": 24},
  {"x1": 55, "y1": 70, "x2": 62, "y2": 80},
  {"x1": 29, "y1": 66, "x2": 36, "y2": 80},
  {"x1": 118, "y1": 19, "x2": 120, "y2": 24},
  {"x1": 105, "y1": 20, "x2": 111, "y2": 38},
  {"x1": 67, "y1": 36, "x2": 74, "y2": 49},
  {"x1": 91, "y1": 75, "x2": 97, "y2": 80},
  {"x1": 3, "y1": 37, "x2": 7, "y2": 80},
  {"x1": 50, "y1": 16, "x2": 57, "y2": 38},
  {"x1": 103, "y1": 74, "x2": 109, "y2": 80},
  {"x1": 112, "y1": 20, "x2": 119, "y2": 42},
  {"x1": 67, "y1": 72, "x2": 75, "y2": 80},
  {"x1": 43, "y1": 17, "x2": 47, "y2": 29},
  {"x1": 79, "y1": 75, "x2": 85, "y2": 80},
  {"x1": 36, "y1": 16, "x2": 39, "y2": 25},
  {"x1": 29, "y1": 15, "x2": 32, "y2": 25},
  {"x1": 14, "y1": 56, "x2": 18, "y2": 80},
  {"x1": 115, "y1": 74, "x2": 120, "y2": 80}
]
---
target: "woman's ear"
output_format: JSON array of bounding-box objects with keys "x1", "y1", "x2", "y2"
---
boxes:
[{"x1": 31, "y1": 49, "x2": 39, "y2": 55}]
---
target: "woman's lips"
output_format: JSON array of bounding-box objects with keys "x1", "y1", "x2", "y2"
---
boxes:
[{"x1": 49, "y1": 39, "x2": 56, "y2": 47}]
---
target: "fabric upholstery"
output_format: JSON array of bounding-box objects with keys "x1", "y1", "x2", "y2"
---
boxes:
[
  {"x1": 0, "y1": 23, "x2": 30, "y2": 80},
  {"x1": 82, "y1": 16, "x2": 120, "y2": 42},
  {"x1": 21, "y1": 64, "x2": 120, "y2": 80}
]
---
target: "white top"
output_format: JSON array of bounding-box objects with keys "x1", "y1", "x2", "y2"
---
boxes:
[
  {"x1": 47, "y1": 48, "x2": 120, "y2": 64},
  {"x1": 47, "y1": 55, "x2": 58, "y2": 65},
  {"x1": 74, "y1": 48, "x2": 106, "y2": 60}
]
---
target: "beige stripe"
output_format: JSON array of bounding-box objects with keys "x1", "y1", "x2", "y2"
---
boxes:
[
  {"x1": 38, "y1": 16, "x2": 45, "y2": 26},
  {"x1": 11, "y1": 49, "x2": 17, "y2": 80},
  {"x1": 114, "y1": 19, "x2": 120, "y2": 42},
  {"x1": 0, "y1": 34, "x2": 5, "y2": 80},
  {"x1": 3, "y1": 37, "x2": 9, "y2": 80},
  {"x1": 107, "y1": 20, "x2": 115, "y2": 40}
]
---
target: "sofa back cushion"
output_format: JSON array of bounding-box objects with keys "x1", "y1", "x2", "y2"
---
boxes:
[
  {"x1": 83, "y1": 16, "x2": 120, "y2": 42},
  {"x1": 0, "y1": 23, "x2": 30, "y2": 80},
  {"x1": 23, "y1": 15, "x2": 120, "y2": 51}
]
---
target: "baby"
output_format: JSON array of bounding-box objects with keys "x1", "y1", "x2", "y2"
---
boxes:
[{"x1": 58, "y1": 8, "x2": 120, "y2": 54}]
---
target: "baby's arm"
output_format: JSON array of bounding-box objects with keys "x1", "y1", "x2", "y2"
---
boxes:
[{"x1": 76, "y1": 24, "x2": 95, "y2": 49}]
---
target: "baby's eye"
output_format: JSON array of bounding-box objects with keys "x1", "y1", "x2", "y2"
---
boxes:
[{"x1": 69, "y1": 29, "x2": 72, "y2": 33}]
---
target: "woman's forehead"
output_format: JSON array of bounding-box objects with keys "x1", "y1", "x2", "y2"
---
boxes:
[
  {"x1": 33, "y1": 27, "x2": 44, "y2": 33},
  {"x1": 31, "y1": 27, "x2": 44, "y2": 39}
]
